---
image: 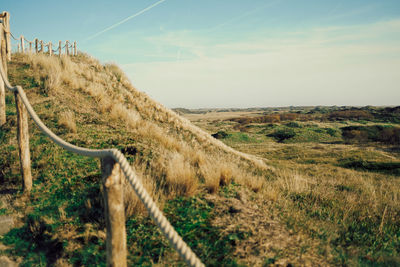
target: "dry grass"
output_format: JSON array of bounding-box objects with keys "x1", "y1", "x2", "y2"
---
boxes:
[
  {"x1": 15, "y1": 53, "x2": 272, "y2": 213},
  {"x1": 166, "y1": 153, "x2": 198, "y2": 197},
  {"x1": 58, "y1": 110, "x2": 77, "y2": 133}
]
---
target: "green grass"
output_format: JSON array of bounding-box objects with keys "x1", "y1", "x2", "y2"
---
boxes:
[
  {"x1": 262, "y1": 124, "x2": 342, "y2": 144},
  {"x1": 225, "y1": 132, "x2": 259, "y2": 143},
  {"x1": 338, "y1": 158, "x2": 400, "y2": 175},
  {"x1": 127, "y1": 196, "x2": 246, "y2": 266}
]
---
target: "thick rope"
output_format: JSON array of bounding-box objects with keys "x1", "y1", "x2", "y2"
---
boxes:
[{"x1": 0, "y1": 56, "x2": 204, "y2": 267}]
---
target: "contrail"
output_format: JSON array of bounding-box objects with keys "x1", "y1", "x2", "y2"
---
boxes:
[{"x1": 86, "y1": 0, "x2": 166, "y2": 41}]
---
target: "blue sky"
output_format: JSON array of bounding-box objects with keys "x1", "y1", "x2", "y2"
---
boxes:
[{"x1": 3, "y1": 0, "x2": 400, "y2": 108}]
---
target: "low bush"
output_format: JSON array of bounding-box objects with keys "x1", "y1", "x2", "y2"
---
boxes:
[
  {"x1": 341, "y1": 125, "x2": 400, "y2": 145},
  {"x1": 268, "y1": 128, "x2": 296, "y2": 143},
  {"x1": 211, "y1": 131, "x2": 230, "y2": 139},
  {"x1": 285, "y1": 122, "x2": 301, "y2": 128},
  {"x1": 326, "y1": 128, "x2": 338, "y2": 137},
  {"x1": 338, "y1": 158, "x2": 400, "y2": 175},
  {"x1": 328, "y1": 110, "x2": 373, "y2": 121}
]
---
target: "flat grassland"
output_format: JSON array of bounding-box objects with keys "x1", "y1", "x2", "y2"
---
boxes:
[{"x1": 179, "y1": 106, "x2": 400, "y2": 266}]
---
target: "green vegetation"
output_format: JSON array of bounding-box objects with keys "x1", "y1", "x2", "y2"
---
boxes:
[
  {"x1": 341, "y1": 125, "x2": 400, "y2": 145},
  {"x1": 126, "y1": 196, "x2": 245, "y2": 266},
  {"x1": 268, "y1": 128, "x2": 296, "y2": 143},
  {"x1": 339, "y1": 158, "x2": 400, "y2": 175},
  {"x1": 187, "y1": 107, "x2": 400, "y2": 266}
]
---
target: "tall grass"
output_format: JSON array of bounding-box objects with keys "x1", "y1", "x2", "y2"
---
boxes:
[{"x1": 12, "y1": 52, "x2": 270, "y2": 214}]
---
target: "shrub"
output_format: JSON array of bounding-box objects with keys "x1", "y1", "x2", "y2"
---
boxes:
[
  {"x1": 339, "y1": 158, "x2": 400, "y2": 175},
  {"x1": 326, "y1": 128, "x2": 338, "y2": 137},
  {"x1": 341, "y1": 125, "x2": 400, "y2": 145},
  {"x1": 285, "y1": 122, "x2": 301, "y2": 128},
  {"x1": 268, "y1": 128, "x2": 296, "y2": 142},
  {"x1": 211, "y1": 131, "x2": 229, "y2": 139},
  {"x1": 328, "y1": 110, "x2": 373, "y2": 121},
  {"x1": 280, "y1": 113, "x2": 298, "y2": 121},
  {"x1": 379, "y1": 127, "x2": 400, "y2": 145}
]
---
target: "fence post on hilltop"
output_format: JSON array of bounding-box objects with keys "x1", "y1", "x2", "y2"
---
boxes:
[
  {"x1": 73, "y1": 41, "x2": 77, "y2": 56},
  {"x1": 58, "y1": 40, "x2": 61, "y2": 56},
  {"x1": 14, "y1": 90, "x2": 32, "y2": 192},
  {"x1": 29, "y1": 41, "x2": 32, "y2": 53},
  {"x1": 101, "y1": 156, "x2": 127, "y2": 267},
  {"x1": 65, "y1": 40, "x2": 69, "y2": 55},
  {"x1": 20, "y1": 35, "x2": 24, "y2": 53},
  {"x1": 48, "y1": 42, "x2": 52, "y2": 56},
  {"x1": 0, "y1": 13, "x2": 7, "y2": 126},
  {"x1": 35, "y1": 38, "x2": 38, "y2": 53},
  {"x1": 39, "y1": 40, "x2": 43, "y2": 53}
]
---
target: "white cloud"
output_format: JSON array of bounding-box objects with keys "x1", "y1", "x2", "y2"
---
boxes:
[{"x1": 121, "y1": 19, "x2": 400, "y2": 108}]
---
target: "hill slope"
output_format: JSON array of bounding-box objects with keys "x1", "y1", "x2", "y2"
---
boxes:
[{"x1": 1, "y1": 53, "x2": 301, "y2": 266}]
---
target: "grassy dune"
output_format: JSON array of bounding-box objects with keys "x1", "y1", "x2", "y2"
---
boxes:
[{"x1": 0, "y1": 53, "x2": 272, "y2": 266}]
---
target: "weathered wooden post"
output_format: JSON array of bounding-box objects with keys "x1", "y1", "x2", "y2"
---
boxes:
[
  {"x1": 73, "y1": 41, "x2": 77, "y2": 56},
  {"x1": 65, "y1": 40, "x2": 69, "y2": 55},
  {"x1": 35, "y1": 38, "x2": 38, "y2": 53},
  {"x1": 58, "y1": 40, "x2": 61, "y2": 56},
  {"x1": 101, "y1": 157, "x2": 127, "y2": 267},
  {"x1": 39, "y1": 40, "x2": 43, "y2": 53},
  {"x1": 20, "y1": 35, "x2": 24, "y2": 53},
  {"x1": 29, "y1": 41, "x2": 32, "y2": 53},
  {"x1": 48, "y1": 42, "x2": 52, "y2": 56},
  {"x1": 14, "y1": 90, "x2": 32, "y2": 192},
  {"x1": 0, "y1": 63, "x2": 5, "y2": 125},
  {"x1": 0, "y1": 12, "x2": 11, "y2": 61},
  {"x1": 0, "y1": 13, "x2": 8, "y2": 126}
]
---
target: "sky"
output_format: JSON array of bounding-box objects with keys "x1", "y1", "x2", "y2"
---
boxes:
[{"x1": 2, "y1": 0, "x2": 400, "y2": 108}]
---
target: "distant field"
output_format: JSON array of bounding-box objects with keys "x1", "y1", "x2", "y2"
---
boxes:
[{"x1": 180, "y1": 106, "x2": 400, "y2": 266}]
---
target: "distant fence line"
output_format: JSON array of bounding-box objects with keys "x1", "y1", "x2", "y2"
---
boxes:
[
  {"x1": 1, "y1": 14, "x2": 77, "y2": 56},
  {"x1": 14, "y1": 36, "x2": 77, "y2": 56},
  {"x1": 0, "y1": 11, "x2": 204, "y2": 267}
]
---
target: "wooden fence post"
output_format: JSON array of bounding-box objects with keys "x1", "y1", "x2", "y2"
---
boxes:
[
  {"x1": 14, "y1": 91, "x2": 32, "y2": 192},
  {"x1": 20, "y1": 35, "x2": 24, "y2": 53},
  {"x1": 73, "y1": 41, "x2": 77, "y2": 56},
  {"x1": 101, "y1": 157, "x2": 127, "y2": 267},
  {"x1": 65, "y1": 40, "x2": 69, "y2": 55},
  {"x1": 35, "y1": 38, "x2": 38, "y2": 53},
  {"x1": 29, "y1": 42, "x2": 32, "y2": 53},
  {"x1": 58, "y1": 40, "x2": 61, "y2": 56},
  {"x1": 0, "y1": 14, "x2": 7, "y2": 126},
  {"x1": 39, "y1": 40, "x2": 43, "y2": 53},
  {"x1": 0, "y1": 74, "x2": 4, "y2": 126},
  {"x1": 49, "y1": 42, "x2": 52, "y2": 56},
  {"x1": 0, "y1": 12, "x2": 11, "y2": 61}
]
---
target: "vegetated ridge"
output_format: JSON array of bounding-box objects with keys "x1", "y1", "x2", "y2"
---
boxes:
[{"x1": 0, "y1": 53, "x2": 281, "y2": 266}]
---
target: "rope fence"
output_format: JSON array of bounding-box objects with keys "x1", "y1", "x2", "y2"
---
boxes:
[
  {"x1": 0, "y1": 16, "x2": 77, "y2": 56},
  {"x1": 0, "y1": 11, "x2": 204, "y2": 267}
]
